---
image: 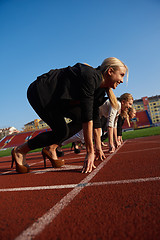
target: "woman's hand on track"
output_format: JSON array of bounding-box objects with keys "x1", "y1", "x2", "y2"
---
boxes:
[
  {"x1": 109, "y1": 145, "x2": 115, "y2": 153},
  {"x1": 82, "y1": 152, "x2": 96, "y2": 173},
  {"x1": 95, "y1": 148, "x2": 106, "y2": 161}
]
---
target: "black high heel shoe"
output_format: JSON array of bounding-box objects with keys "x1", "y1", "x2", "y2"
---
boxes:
[
  {"x1": 71, "y1": 142, "x2": 81, "y2": 154},
  {"x1": 11, "y1": 148, "x2": 30, "y2": 174},
  {"x1": 42, "y1": 148, "x2": 65, "y2": 168}
]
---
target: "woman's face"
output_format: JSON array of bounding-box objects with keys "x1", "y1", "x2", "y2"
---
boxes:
[
  {"x1": 103, "y1": 66, "x2": 126, "y2": 89},
  {"x1": 129, "y1": 109, "x2": 136, "y2": 118},
  {"x1": 121, "y1": 99, "x2": 133, "y2": 111}
]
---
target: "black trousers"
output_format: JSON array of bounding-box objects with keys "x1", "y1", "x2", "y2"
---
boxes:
[
  {"x1": 100, "y1": 116, "x2": 108, "y2": 142},
  {"x1": 27, "y1": 82, "x2": 82, "y2": 150}
]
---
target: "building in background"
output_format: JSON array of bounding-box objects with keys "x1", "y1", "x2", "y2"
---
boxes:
[
  {"x1": 23, "y1": 119, "x2": 49, "y2": 132},
  {"x1": 0, "y1": 127, "x2": 19, "y2": 140},
  {"x1": 133, "y1": 95, "x2": 160, "y2": 126},
  {"x1": 23, "y1": 118, "x2": 72, "y2": 132}
]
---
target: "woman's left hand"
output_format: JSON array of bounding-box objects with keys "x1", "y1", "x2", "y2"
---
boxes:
[
  {"x1": 95, "y1": 148, "x2": 106, "y2": 161},
  {"x1": 82, "y1": 152, "x2": 96, "y2": 173}
]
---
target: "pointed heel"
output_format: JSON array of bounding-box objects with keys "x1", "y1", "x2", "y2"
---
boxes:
[
  {"x1": 71, "y1": 142, "x2": 80, "y2": 154},
  {"x1": 71, "y1": 142, "x2": 74, "y2": 151},
  {"x1": 42, "y1": 148, "x2": 65, "y2": 168},
  {"x1": 11, "y1": 151, "x2": 15, "y2": 168},
  {"x1": 11, "y1": 148, "x2": 30, "y2": 174},
  {"x1": 42, "y1": 150, "x2": 47, "y2": 168}
]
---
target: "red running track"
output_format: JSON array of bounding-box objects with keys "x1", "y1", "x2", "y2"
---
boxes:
[{"x1": 0, "y1": 135, "x2": 160, "y2": 240}]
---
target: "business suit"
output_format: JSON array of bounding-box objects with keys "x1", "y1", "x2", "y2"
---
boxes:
[
  {"x1": 27, "y1": 63, "x2": 106, "y2": 150},
  {"x1": 117, "y1": 115, "x2": 125, "y2": 137}
]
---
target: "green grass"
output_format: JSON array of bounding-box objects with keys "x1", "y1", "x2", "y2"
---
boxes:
[
  {"x1": 0, "y1": 126, "x2": 160, "y2": 158},
  {"x1": 0, "y1": 148, "x2": 43, "y2": 158},
  {"x1": 122, "y1": 126, "x2": 160, "y2": 140},
  {"x1": 0, "y1": 148, "x2": 12, "y2": 157}
]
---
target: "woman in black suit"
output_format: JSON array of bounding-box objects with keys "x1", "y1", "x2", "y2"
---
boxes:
[{"x1": 11, "y1": 57, "x2": 128, "y2": 174}]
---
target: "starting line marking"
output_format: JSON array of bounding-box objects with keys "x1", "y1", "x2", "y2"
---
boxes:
[
  {"x1": 0, "y1": 161, "x2": 44, "y2": 175},
  {"x1": 32, "y1": 164, "x2": 82, "y2": 174},
  {"x1": 0, "y1": 176, "x2": 160, "y2": 192},
  {"x1": 14, "y1": 141, "x2": 125, "y2": 240}
]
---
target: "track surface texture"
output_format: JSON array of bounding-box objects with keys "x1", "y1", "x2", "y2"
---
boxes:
[{"x1": 0, "y1": 135, "x2": 160, "y2": 240}]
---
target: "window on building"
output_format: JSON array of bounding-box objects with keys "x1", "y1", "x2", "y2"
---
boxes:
[{"x1": 25, "y1": 136, "x2": 32, "y2": 141}]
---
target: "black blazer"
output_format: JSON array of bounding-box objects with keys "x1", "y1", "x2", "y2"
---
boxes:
[
  {"x1": 117, "y1": 115, "x2": 125, "y2": 136},
  {"x1": 31, "y1": 63, "x2": 106, "y2": 127}
]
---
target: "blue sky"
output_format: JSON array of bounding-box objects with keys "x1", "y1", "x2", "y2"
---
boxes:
[{"x1": 0, "y1": 0, "x2": 160, "y2": 130}]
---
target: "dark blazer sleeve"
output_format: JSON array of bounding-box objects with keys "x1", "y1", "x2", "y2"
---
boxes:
[
  {"x1": 80, "y1": 71, "x2": 96, "y2": 123},
  {"x1": 92, "y1": 89, "x2": 106, "y2": 128},
  {"x1": 79, "y1": 66, "x2": 104, "y2": 128},
  {"x1": 117, "y1": 115, "x2": 125, "y2": 136}
]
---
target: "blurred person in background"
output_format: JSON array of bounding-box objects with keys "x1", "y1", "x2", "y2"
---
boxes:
[
  {"x1": 99, "y1": 93, "x2": 133, "y2": 153},
  {"x1": 117, "y1": 106, "x2": 136, "y2": 145}
]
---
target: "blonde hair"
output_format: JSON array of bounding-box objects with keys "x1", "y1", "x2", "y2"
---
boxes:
[
  {"x1": 119, "y1": 93, "x2": 133, "y2": 127},
  {"x1": 100, "y1": 57, "x2": 129, "y2": 82},
  {"x1": 100, "y1": 57, "x2": 129, "y2": 110},
  {"x1": 119, "y1": 93, "x2": 133, "y2": 102},
  {"x1": 105, "y1": 88, "x2": 118, "y2": 109}
]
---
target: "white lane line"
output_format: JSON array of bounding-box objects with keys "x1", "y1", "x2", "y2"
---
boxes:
[
  {"x1": 32, "y1": 165, "x2": 82, "y2": 174},
  {"x1": 0, "y1": 163, "x2": 82, "y2": 175},
  {"x1": 88, "y1": 176, "x2": 160, "y2": 186},
  {"x1": 0, "y1": 161, "x2": 44, "y2": 175},
  {"x1": 64, "y1": 156, "x2": 85, "y2": 160},
  {"x1": 0, "y1": 170, "x2": 15, "y2": 175},
  {"x1": 0, "y1": 184, "x2": 77, "y2": 192},
  {"x1": 1, "y1": 176, "x2": 160, "y2": 192},
  {"x1": 1, "y1": 161, "x2": 43, "y2": 169},
  {"x1": 66, "y1": 154, "x2": 110, "y2": 161},
  {"x1": 14, "y1": 141, "x2": 125, "y2": 240}
]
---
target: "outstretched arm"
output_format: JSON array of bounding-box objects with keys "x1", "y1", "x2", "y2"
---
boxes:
[
  {"x1": 113, "y1": 127, "x2": 121, "y2": 148},
  {"x1": 108, "y1": 126, "x2": 115, "y2": 153},
  {"x1": 82, "y1": 121, "x2": 95, "y2": 173},
  {"x1": 93, "y1": 128, "x2": 105, "y2": 161}
]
